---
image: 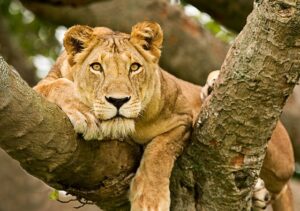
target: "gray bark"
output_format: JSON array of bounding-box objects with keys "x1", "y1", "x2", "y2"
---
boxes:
[
  {"x1": 1, "y1": 0, "x2": 300, "y2": 210},
  {"x1": 170, "y1": 0, "x2": 300, "y2": 210}
]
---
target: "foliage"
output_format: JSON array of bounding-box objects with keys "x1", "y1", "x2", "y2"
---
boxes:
[
  {"x1": 0, "y1": 0, "x2": 233, "y2": 68},
  {"x1": 183, "y1": 4, "x2": 236, "y2": 43},
  {"x1": 49, "y1": 189, "x2": 59, "y2": 201},
  {"x1": 0, "y1": 0, "x2": 60, "y2": 60}
]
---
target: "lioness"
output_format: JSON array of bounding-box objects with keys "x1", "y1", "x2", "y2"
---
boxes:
[{"x1": 34, "y1": 21, "x2": 294, "y2": 210}]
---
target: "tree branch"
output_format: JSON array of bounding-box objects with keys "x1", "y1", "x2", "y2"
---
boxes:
[
  {"x1": 0, "y1": 58, "x2": 141, "y2": 210},
  {"x1": 184, "y1": 0, "x2": 253, "y2": 32},
  {"x1": 20, "y1": 0, "x2": 228, "y2": 85},
  {"x1": 171, "y1": 0, "x2": 300, "y2": 210}
]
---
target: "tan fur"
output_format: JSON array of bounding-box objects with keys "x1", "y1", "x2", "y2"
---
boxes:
[
  {"x1": 34, "y1": 22, "x2": 294, "y2": 210},
  {"x1": 261, "y1": 121, "x2": 295, "y2": 211},
  {"x1": 34, "y1": 21, "x2": 200, "y2": 210}
]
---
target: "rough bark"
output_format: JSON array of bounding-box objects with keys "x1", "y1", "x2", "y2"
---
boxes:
[
  {"x1": 20, "y1": 0, "x2": 228, "y2": 85},
  {"x1": 1, "y1": 0, "x2": 300, "y2": 211},
  {"x1": 184, "y1": 0, "x2": 253, "y2": 32},
  {"x1": 0, "y1": 13, "x2": 37, "y2": 86},
  {"x1": 170, "y1": 0, "x2": 300, "y2": 210}
]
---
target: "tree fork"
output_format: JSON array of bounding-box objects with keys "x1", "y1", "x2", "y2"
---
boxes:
[
  {"x1": 0, "y1": 59, "x2": 141, "y2": 210},
  {"x1": 0, "y1": 0, "x2": 300, "y2": 210}
]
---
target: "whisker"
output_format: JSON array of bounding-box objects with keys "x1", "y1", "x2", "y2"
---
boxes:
[{"x1": 94, "y1": 106, "x2": 113, "y2": 109}]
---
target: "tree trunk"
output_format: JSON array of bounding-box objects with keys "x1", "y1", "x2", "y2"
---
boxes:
[
  {"x1": 170, "y1": 0, "x2": 300, "y2": 210},
  {"x1": 1, "y1": 0, "x2": 300, "y2": 210}
]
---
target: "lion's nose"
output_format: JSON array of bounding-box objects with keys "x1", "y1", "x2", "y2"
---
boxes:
[{"x1": 105, "y1": 96, "x2": 131, "y2": 109}]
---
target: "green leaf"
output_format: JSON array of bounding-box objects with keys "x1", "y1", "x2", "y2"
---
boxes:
[{"x1": 49, "y1": 189, "x2": 59, "y2": 200}]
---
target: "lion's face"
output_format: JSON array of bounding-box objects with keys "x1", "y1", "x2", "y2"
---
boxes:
[{"x1": 63, "y1": 22, "x2": 163, "y2": 139}]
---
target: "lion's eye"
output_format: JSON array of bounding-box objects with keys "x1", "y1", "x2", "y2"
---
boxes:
[
  {"x1": 90, "y1": 62, "x2": 103, "y2": 72},
  {"x1": 130, "y1": 63, "x2": 141, "y2": 72}
]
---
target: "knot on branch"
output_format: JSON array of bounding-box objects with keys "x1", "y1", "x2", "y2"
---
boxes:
[
  {"x1": 271, "y1": 1, "x2": 296, "y2": 19},
  {"x1": 254, "y1": 0, "x2": 263, "y2": 8}
]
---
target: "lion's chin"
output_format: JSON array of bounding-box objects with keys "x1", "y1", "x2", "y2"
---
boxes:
[{"x1": 100, "y1": 117, "x2": 135, "y2": 139}]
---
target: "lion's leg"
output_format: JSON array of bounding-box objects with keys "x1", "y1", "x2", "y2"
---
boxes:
[
  {"x1": 130, "y1": 125, "x2": 190, "y2": 211},
  {"x1": 271, "y1": 182, "x2": 294, "y2": 211},
  {"x1": 34, "y1": 78, "x2": 102, "y2": 140},
  {"x1": 260, "y1": 122, "x2": 295, "y2": 210}
]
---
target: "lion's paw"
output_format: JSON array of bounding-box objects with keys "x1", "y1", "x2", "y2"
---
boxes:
[
  {"x1": 251, "y1": 178, "x2": 271, "y2": 211},
  {"x1": 130, "y1": 192, "x2": 170, "y2": 211},
  {"x1": 200, "y1": 70, "x2": 220, "y2": 101},
  {"x1": 63, "y1": 106, "x2": 102, "y2": 141},
  {"x1": 130, "y1": 173, "x2": 170, "y2": 211}
]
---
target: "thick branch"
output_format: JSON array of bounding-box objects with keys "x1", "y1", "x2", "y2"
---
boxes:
[
  {"x1": 20, "y1": 0, "x2": 228, "y2": 85},
  {"x1": 171, "y1": 0, "x2": 300, "y2": 210},
  {"x1": 24, "y1": 0, "x2": 252, "y2": 32},
  {"x1": 184, "y1": 0, "x2": 253, "y2": 32},
  {"x1": 0, "y1": 58, "x2": 141, "y2": 210}
]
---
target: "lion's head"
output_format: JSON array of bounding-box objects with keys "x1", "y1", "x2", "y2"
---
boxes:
[{"x1": 63, "y1": 21, "x2": 163, "y2": 139}]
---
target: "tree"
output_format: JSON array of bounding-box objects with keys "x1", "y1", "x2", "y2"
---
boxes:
[
  {"x1": 0, "y1": 0, "x2": 300, "y2": 210},
  {"x1": 184, "y1": 0, "x2": 253, "y2": 32}
]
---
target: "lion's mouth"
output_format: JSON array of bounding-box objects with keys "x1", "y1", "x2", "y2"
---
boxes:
[
  {"x1": 102, "y1": 113, "x2": 134, "y2": 121},
  {"x1": 93, "y1": 103, "x2": 141, "y2": 121}
]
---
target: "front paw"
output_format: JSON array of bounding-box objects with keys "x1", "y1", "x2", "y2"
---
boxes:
[
  {"x1": 63, "y1": 104, "x2": 103, "y2": 141},
  {"x1": 130, "y1": 172, "x2": 170, "y2": 211},
  {"x1": 200, "y1": 70, "x2": 220, "y2": 101},
  {"x1": 251, "y1": 178, "x2": 271, "y2": 211}
]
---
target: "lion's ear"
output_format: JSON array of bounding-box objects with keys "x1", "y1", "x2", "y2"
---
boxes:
[
  {"x1": 130, "y1": 21, "x2": 163, "y2": 61},
  {"x1": 63, "y1": 25, "x2": 94, "y2": 63}
]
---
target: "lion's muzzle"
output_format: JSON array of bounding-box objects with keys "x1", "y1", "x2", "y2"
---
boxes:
[{"x1": 105, "y1": 95, "x2": 131, "y2": 109}]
